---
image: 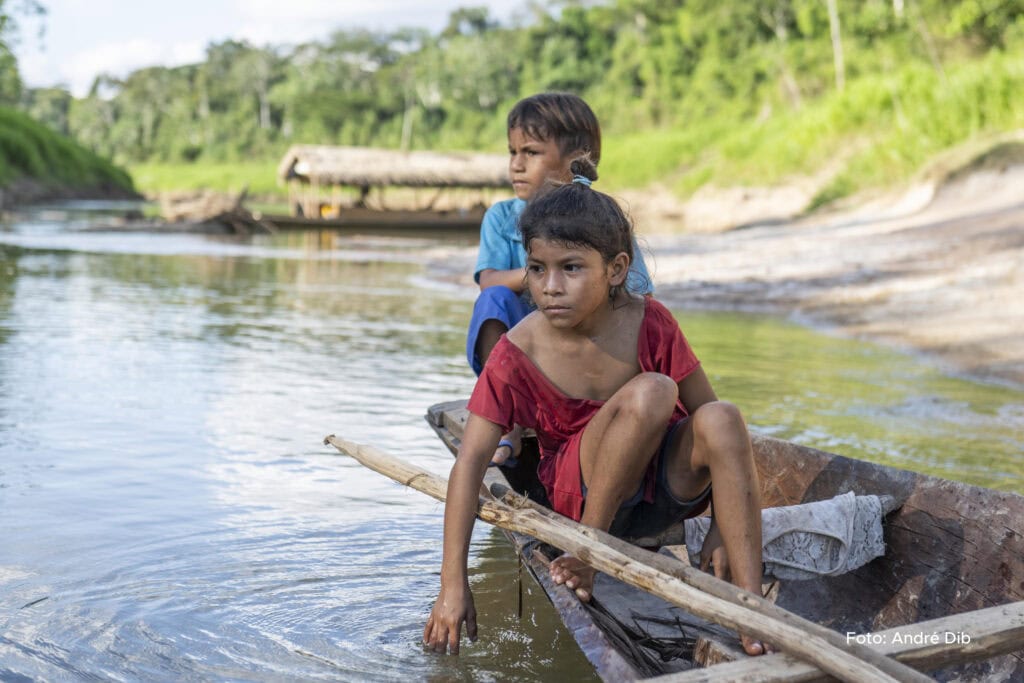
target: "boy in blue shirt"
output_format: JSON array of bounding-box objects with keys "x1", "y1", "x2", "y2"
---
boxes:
[{"x1": 467, "y1": 93, "x2": 654, "y2": 464}]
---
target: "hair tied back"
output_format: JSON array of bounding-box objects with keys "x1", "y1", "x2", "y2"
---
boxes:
[{"x1": 571, "y1": 175, "x2": 592, "y2": 187}]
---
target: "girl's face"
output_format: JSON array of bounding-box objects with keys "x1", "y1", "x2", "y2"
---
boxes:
[
  {"x1": 526, "y1": 238, "x2": 628, "y2": 330},
  {"x1": 507, "y1": 127, "x2": 573, "y2": 200}
]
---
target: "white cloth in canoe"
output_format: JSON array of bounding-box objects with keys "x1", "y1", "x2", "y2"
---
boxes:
[{"x1": 683, "y1": 491, "x2": 886, "y2": 580}]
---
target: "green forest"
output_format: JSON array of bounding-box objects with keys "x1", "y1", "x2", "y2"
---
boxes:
[{"x1": 3, "y1": 0, "x2": 1024, "y2": 204}]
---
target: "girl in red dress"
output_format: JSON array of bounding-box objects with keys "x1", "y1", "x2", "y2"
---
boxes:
[{"x1": 424, "y1": 157, "x2": 770, "y2": 657}]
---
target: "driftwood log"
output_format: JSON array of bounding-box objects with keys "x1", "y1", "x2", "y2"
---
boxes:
[
  {"x1": 324, "y1": 435, "x2": 932, "y2": 683},
  {"x1": 159, "y1": 188, "x2": 275, "y2": 235}
]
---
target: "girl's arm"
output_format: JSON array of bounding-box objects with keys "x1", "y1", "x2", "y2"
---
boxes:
[
  {"x1": 677, "y1": 365, "x2": 718, "y2": 413},
  {"x1": 478, "y1": 267, "x2": 527, "y2": 293},
  {"x1": 423, "y1": 413, "x2": 502, "y2": 655}
]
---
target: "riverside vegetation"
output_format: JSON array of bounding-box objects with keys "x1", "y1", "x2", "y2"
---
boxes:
[
  {"x1": 2, "y1": 0, "x2": 1022, "y2": 206},
  {"x1": 0, "y1": 106, "x2": 135, "y2": 205}
]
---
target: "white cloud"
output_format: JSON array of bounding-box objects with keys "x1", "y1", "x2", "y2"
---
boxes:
[
  {"x1": 230, "y1": 0, "x2": 519, "y2": 44},
  {"x1": 14, "y1": 0, "x2": 521, "y2": 96},
  {"x1": 170, "y1": 41, "x2": 207, "y2": 65},
  {"x1": 56, "y1": 39, "x2": 205, "y2": 96},
  {"x1": 16, "y1": 52, "x2": 57, "y2": 92}
]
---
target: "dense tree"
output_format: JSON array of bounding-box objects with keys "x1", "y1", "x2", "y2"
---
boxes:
[
  {"x1": 0, "y1": 0, "x2": 45, "y2": 104},
  {"x1": 10, "y1": 0, "x2": 1023, "y2": 166},
  {"x1": 22, "y1": 85, "x2": 70, "y2": 132}
]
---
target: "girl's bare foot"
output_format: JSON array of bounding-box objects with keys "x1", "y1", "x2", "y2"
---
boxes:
[{"x1": 549, "y1": 554, "x2": 597, "y2": 601}]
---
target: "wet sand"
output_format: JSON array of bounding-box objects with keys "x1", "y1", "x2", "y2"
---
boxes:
[{"x1": 636, "y1": 167, "x2": 1024, "y2": 387}]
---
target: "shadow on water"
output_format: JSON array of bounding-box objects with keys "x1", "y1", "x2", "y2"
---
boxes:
[{"x1": 0, "y1": 202, "x2": 1021, "y2": 680}]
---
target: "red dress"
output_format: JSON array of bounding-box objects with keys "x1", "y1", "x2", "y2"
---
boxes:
[{"x1": 467, "y1": 298, "x2": 700, "y2": 521}]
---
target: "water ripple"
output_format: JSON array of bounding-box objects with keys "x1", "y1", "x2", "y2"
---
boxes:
[{"x1": 1, "y1": 204, "x2": 1020, "y2": 681}]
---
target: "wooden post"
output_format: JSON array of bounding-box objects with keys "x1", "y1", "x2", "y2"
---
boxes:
[{"x1": 324, "y1": 436, "x2": 931, "y2": 683}]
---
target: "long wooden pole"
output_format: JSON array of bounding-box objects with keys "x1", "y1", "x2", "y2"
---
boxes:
[
  {"x1": 324, "y1": 435, "x2": 931, "y2": 683},
  {"x1": 498, "y1": 481, "x2": 1024, "y2": 680},
  {"x1": 656, "y1": 601, "x2": 1024, "y2": 682}
]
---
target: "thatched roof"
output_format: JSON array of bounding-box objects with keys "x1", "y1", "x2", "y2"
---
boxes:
[{"x1": 277, "y1": 145, "x2": 509, "y2": 189}]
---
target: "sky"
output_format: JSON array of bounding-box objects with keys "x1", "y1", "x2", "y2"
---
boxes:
[{"x1": 13, "y1": 0, "x2": 524, "y2": 97}]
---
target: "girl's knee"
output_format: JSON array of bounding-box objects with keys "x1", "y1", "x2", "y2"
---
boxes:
[
  {"x1": 636, "y1": 372, "x2": 678, "y2": 398},
  {"x1": 692, "y1": 401, "x2": 748, "y2": 450},
  {"x1": 693, "y1": 400, "x2": 743, "y2": 426},
  {"x1": 619, "y1": 373, "x2": 677, "y2": 419}
]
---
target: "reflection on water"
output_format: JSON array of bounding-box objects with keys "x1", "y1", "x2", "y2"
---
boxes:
[{"x1": 0, "y1": 202, "x2": 1020, "y2": 681}]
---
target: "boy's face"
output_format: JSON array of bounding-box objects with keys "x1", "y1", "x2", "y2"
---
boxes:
[{"x1": 507, "y1": 127, "x2": 573, "y2": 200}]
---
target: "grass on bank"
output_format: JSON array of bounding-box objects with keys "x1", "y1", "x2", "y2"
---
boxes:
[
  {"x1": 601, "y1": 48, "x2": 1024, "y2": 208},
  {"x1": 129, "y1": 161, "x2": 284, "y2": 199},
  {"x1": 0, "y1": 107, "x2": 134, "y2": 192}
]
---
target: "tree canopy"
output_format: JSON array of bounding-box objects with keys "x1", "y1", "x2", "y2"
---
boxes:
[{"x1": 10, "y1": 1, "x2": 1024, "y2": 197}]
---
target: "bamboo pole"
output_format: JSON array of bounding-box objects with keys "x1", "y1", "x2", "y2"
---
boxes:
[
  {"x1": 488, "y1": 482, "x2": 940, "y2": 681},
  {"x1": 324, "y1": 436, "x2": 931, "y2": 683},
  {"x1": 655, "y1": 601, "x2": 1024, "y2": 682}
]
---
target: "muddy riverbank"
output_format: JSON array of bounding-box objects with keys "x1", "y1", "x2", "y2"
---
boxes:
[
  {"x1": 429, "y1": 162, "x2": 1024, "y2": 388},
  {"x1": 639, "y1": 165, "x2": 1024, "y2": 387}
]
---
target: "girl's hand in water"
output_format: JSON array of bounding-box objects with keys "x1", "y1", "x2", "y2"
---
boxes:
[{"x1": 423, "y1": 580, "x2": 477, "y2": 655}]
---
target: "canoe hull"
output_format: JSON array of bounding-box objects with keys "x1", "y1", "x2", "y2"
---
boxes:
[
  {"x1": 754, "y1": 434, "x2": 1024, "y2": 639},
  {"x1": 427, "y1": 400, "x2": 1024, "y2": 680}
]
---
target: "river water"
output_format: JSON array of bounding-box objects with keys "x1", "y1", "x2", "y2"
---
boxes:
[{"x1": 1, "y1": 202, "x2": 1021, "y2": 681}]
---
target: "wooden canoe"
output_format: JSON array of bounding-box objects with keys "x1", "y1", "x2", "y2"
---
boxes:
[{"x1": 426, "y1": 399, "x2": 1024, "y2": 681}]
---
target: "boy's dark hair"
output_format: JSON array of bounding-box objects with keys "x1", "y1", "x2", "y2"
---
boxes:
[
  {"x1": 507, "y1": 92, "x2": 602, "y2": 169},
  {"x1": 519, "y1": 157, "x2": 635, "y2": 279}
]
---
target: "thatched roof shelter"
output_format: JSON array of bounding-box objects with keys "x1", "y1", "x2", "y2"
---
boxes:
[{"x1": 277, "y1": 145, "x2": 508, "y2": 189}]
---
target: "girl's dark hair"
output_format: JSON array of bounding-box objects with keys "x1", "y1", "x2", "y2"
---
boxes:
[
  {"x1": 507, "y1": 92, "x2": 602, "y2": 169},
  {"x1": 519, "y1": 157, "x2": 635, "y2": 283}
]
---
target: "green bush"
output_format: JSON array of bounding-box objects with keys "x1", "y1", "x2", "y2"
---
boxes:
[{"x1": 0, "y1": 106, "x2": 134, "y2": 191}]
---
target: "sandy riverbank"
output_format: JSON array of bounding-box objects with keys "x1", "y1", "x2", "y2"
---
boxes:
[{"x1": 629, "y1": 164, "x2": 1024, "y2": 387}]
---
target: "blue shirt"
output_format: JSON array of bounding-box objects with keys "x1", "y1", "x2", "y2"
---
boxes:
[{"x1": 473, "y1": 197, "x2": 655, "y2": 294}]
